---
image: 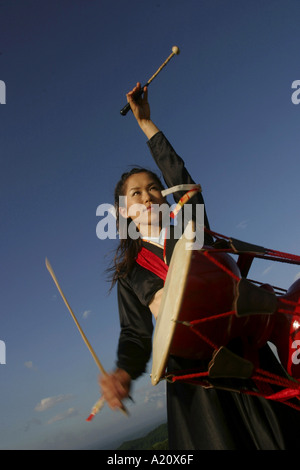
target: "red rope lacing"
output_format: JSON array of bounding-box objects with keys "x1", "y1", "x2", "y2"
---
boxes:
[
  {"x1": 278, "y1": 294, "x2": 300, "y2": 317},
  {"x1": 204, "y1": 228, "x2": 300, "y2": 265},
  {"x1": 167, "y1": 247, "x2": 300, "y2": 410},
  {"x1": 266, "y1": 248, "x2": 300, "y2": 264},
  {"x1": 152, "y1": 226, "x2": 300, "y2": 408},
  {"x1": 187, "y1": 311, "x2": 237, "y2": 351},
  {"x1": 202, "y1": 250, "x2": 240, "y2": 282},
  {"x1": 169, "y1": 334, "x2": 300, "y2": 410},
  {"x1": 171, "y1": 371, "x2": 209, "y2": 383}
]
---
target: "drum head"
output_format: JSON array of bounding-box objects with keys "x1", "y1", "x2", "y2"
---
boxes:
[{"x1": 151, "y1": 227, "x2": 194, "y2": 385}]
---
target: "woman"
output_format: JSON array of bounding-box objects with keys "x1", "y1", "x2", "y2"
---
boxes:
[{"x1": 100, "y1": 84, "x2": 299, "y2": 449}]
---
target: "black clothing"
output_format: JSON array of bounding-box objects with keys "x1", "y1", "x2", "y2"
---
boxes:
[
  {"x1": 117, "y1": 131, "x2": 212, "y2": 379},
  {"x1": 167, "y1": 348, "x2": 299, "y2": 449},
  {"x1": 115, "y1": 131, "x2": 299, "y2": 449}
]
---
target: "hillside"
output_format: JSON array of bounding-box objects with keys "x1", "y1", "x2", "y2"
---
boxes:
[{"x1": 117, "y1": 423, "x2": 168, "y2": 450}]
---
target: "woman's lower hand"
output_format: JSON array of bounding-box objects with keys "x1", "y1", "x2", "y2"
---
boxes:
[{"x1": 99, "y1": 368, "x2": 131, "y2": 411}]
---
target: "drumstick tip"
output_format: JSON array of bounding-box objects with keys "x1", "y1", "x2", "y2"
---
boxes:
[{"x1": 172, "y1": 46, "x2": 180, "y2": 55}]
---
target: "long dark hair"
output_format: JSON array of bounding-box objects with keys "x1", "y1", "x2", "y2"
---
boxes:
[{"x1": 108, "y1": 167, "x2": 165, "y2": 289}]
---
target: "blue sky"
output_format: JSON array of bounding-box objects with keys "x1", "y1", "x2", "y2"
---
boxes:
[{"x1": 1, "y1": 0, "x2": 300, "y2": 449}]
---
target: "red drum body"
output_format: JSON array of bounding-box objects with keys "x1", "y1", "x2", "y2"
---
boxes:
[
  {"x1": 151, "y1": 230, "x2": 300, "y2": 385},
  {"x1": 271, "y1": 279, "x2": 300, "y2": 379},
  {"x1": 167, "y1": 250, "x2": 273, "y2": 359}
]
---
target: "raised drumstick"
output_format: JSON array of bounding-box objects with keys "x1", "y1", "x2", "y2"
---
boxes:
[{"x1": 120, "y1": 46, "x2": 180, "y2": 116}]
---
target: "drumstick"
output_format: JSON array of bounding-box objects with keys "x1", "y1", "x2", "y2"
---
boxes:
[
  {"x1": 120, "y1": 45, "x2": 180, "y2": 116},
  {"x1": 46, "y1": 258, "x2": 106, "y2": 374},
  {"x1": 45, "y1": 258, "x2": 128, "y2": 416}
]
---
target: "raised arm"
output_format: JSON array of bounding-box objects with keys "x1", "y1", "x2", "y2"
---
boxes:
[{"x1": 127, "y1": 83, "x2": 212, "y2": 243}]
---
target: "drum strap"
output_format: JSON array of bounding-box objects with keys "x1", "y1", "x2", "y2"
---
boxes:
[
  {"x1": 136, "y1": 246, "x2": 169, "y2": 282},
  {"x1": 161, "y1": 184, "x2": 202, "y2": 219}
]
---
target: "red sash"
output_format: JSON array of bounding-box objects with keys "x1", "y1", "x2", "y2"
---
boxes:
[{"x1": 136, "y1": 246, "x2": 169, "y2": 282}]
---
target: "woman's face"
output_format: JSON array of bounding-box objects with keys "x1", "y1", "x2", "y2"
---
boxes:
[{"x1": 120, "y1": 172, "x2": 166, "y2": 237}]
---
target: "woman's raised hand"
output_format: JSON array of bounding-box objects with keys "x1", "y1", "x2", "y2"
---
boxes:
[
  {"x1": 126, "y1": 82, "x2": 150, "y2": 123},
  {"x1": 126, "y1": 82, "x2": 160, "y2": 140}
]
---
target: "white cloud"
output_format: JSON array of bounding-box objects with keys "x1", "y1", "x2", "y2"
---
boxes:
[
  {"x1": 236, "y1": 220, "x2": 249, "y2": 230},
  {"x1": 143, "y1": 387, "x2": 166, "y2": 405},
  {"x1": 24, "y1": 361, "x2": 34, "y2": 369},
  {"x1": 35, "y1": 394, "x2": 73, "y2": 412},
  {"x1": 262, "y1": 265, "x2": 273, "y2": 276},
  {"x1": 82, "y1": 310, "x2": 91, "y2": 320},
  {"x1": 47, "y1": 408, "x2": 79, "y2": 425},
  {"x1": 24, "y1": 360, "x2": 38, "y2": 371},
  {"x1": 155, "y1": 399, "x2": 164, "y2": 409}
]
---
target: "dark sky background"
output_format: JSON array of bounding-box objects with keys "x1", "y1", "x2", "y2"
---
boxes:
[{"x1": 1, "y1": 0, "x2": 300, "y2": 449}]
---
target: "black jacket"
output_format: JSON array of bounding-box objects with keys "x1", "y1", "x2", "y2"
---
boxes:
[{"x1": 116, "y1": 131, "x2": 211, "y2": 378}]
